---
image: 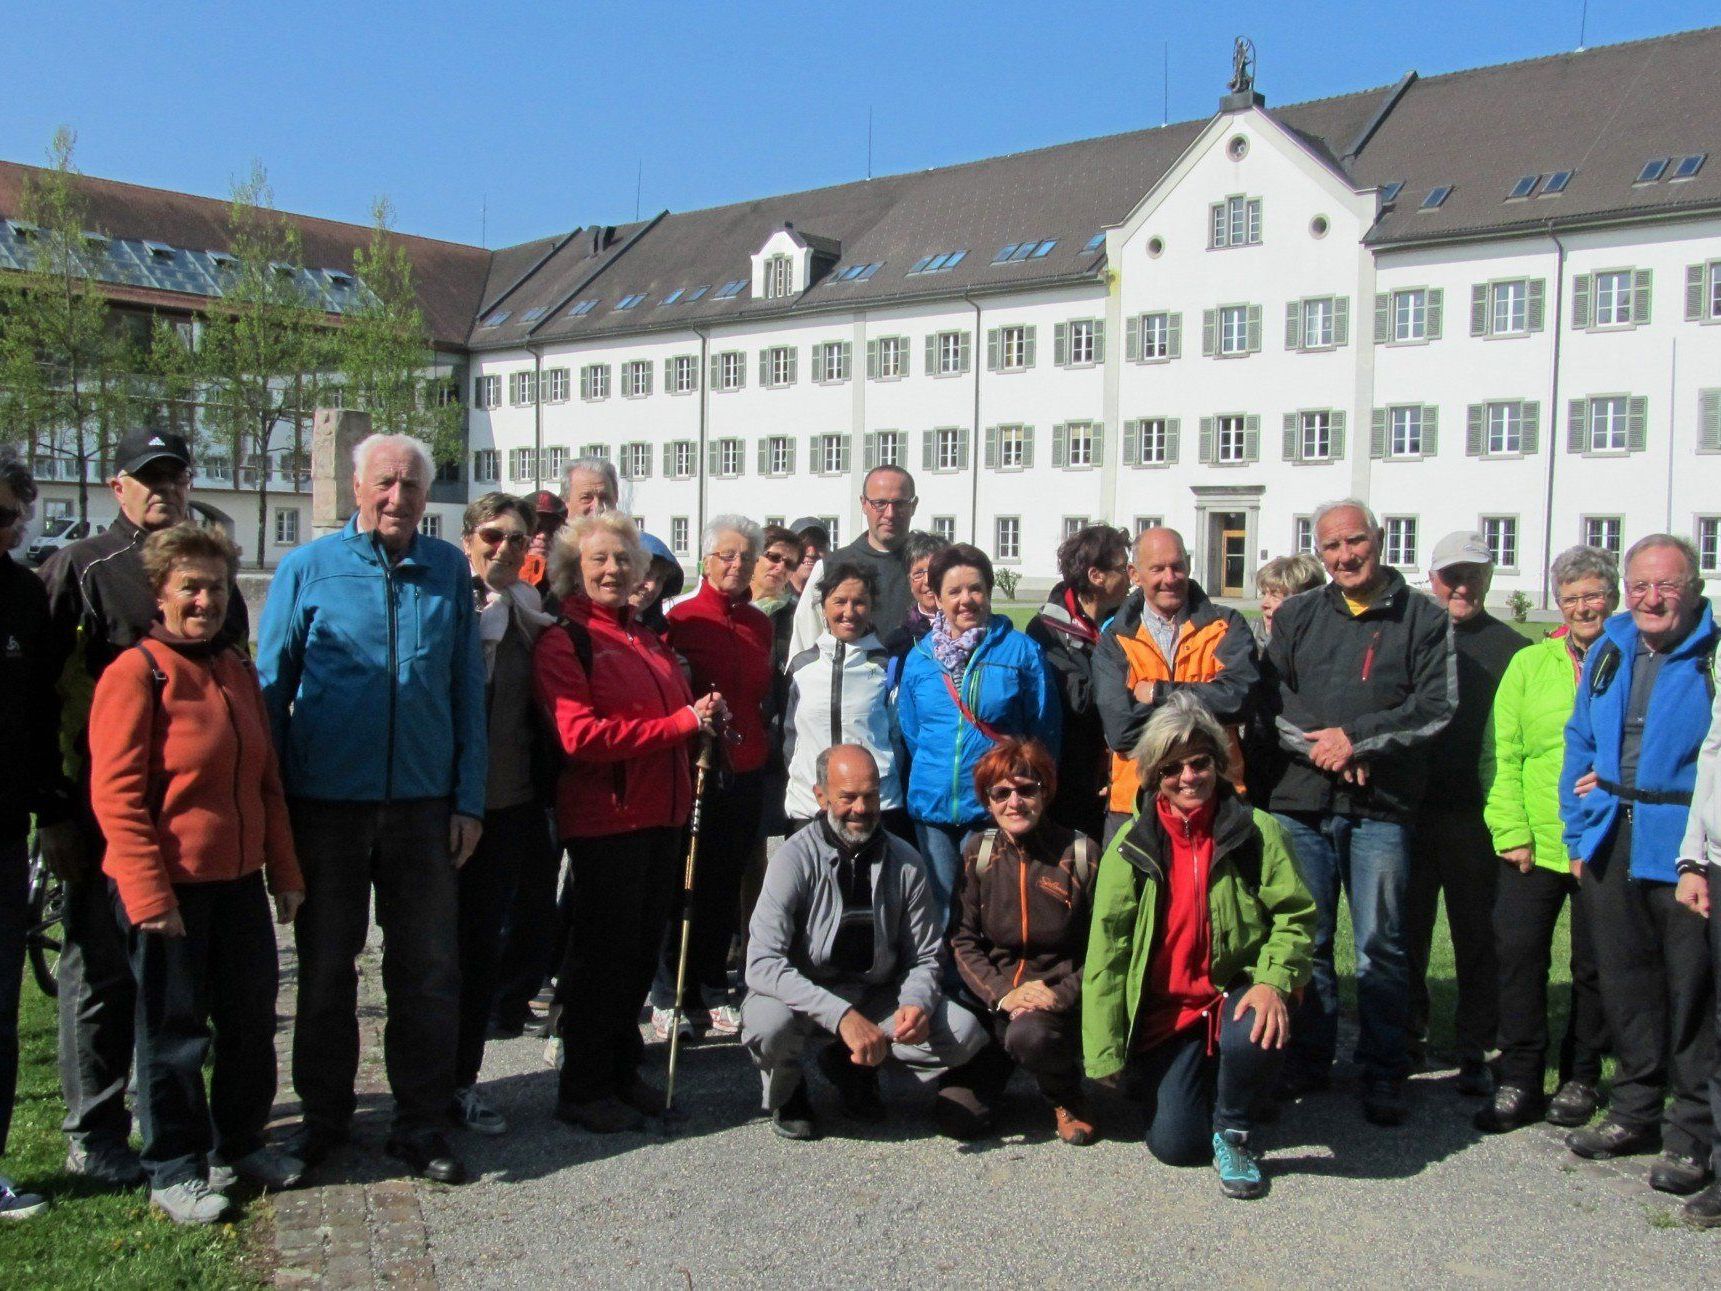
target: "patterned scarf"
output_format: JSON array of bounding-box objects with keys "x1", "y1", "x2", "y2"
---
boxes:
[{"x1": 929, "y1": 611, "x2": 985, "y2": 674}]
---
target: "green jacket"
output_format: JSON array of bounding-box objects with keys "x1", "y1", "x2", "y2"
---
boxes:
[
  {"x1": 1480, "y1": 635, "x2": 1582, "y2": 874},
  {"x1": 1082, "y1": 788, "x2": 1316, "y2": 1080}
]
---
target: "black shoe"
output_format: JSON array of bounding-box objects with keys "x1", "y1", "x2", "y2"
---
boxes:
[
  {"x1": 932, "y1": 1085, "x2": 994, "y2": 1141},
  {"x1": 553, "y1": 1096, "x2": 645, "y2": 1134},
  {"x1": 1455, "y1": 1058, "x2": 1496, "y2": 1098},
  {"x1": 282, "y1": 1121, "x2": 350, "y2": 1170},
  {"x1": 616, "y1": 1078, "x2": 667, "y2": 1118},
  {"x1": 771, "y1": 1084, "x2": 819, "y2": 1141},
  {"x1": 1545, "y1": 1079, "x2": 1601, "y2": 1128},
  {"x1": 1274, "y1": 1066, "x2": 1331, "y2": 1102},
  {"x1": 1567, "y1": 1118, "x2": 1659, "y2": 1161},
  {"x1": 1681, "y1": 1180, "x2": 1721, "y2": 1228},
  {"x1": 487, "y1": 1005, "x2": 544, "y2": 1040},
  {"x1": 1648, "y1": 1151, "x2": 1711, "y2": 1196},
  {"x1": 1361, "y1": 1079, "x2": 1407, "y2": 1127},
  {"x1": 1474, "y1": 1083, "x2": 1545, "y2": 1134},
  {"x1": 817, "y1": 1042, "x2": 887, "y2": 1123},
  {"x1": 383, "y1": 1130, "x2": 466, "y2": 1185}
]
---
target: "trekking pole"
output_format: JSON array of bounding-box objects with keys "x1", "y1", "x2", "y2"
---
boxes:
[{"x1": 665, "y1": 727, "x2": 719, "y2": 1114}]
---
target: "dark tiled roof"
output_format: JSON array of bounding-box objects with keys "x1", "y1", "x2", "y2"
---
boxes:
[{"x1": 0, "y1": 160, "x2": 491, "y2": 346}]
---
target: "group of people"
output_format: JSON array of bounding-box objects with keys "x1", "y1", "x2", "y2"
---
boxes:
[{"x1": 0, "y1": 430, "x2": 1718, "y2": 1226}]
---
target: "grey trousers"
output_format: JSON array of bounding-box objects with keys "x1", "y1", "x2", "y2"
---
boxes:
[
  {"x1": 58, "y1": 848, "x2": 137, "y2": 1149},
  {"x1": 742, "y1": 983, "x2": 986, "y2": 1111}
]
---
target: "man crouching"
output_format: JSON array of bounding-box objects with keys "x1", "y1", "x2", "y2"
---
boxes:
[{"x1": 743, "y1": 745, "x2": 986, "y2": 1140}]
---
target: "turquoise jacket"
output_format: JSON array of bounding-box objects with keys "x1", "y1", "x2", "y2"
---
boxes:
[{"x1": 258, "y1": 517, "x2": 488, "y2": 819}]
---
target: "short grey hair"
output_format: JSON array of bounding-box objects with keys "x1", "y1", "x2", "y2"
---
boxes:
[
  {"x1": 1256, "y1": 553, "x2": 1326, "y2": 597},
  {"x1": 815, "y1": 744, "x2": 879, "y2": 791},
  {"x1": 1549, "y1": 544, "x2": 1620, "y2": 594},
  {"x1": 1311, "y1": 498, "x2": 1380, "y2": 535},
  {"x1": 353, "y1": 433, "x2": 433, "y2": 485},
  {"x1": 1623, "y1": 533, "x2": 1701, "y2": 587},
  {"x1": 1130, "y1": 691, "x2": 1229, "y2": 785},
  {"x1": 903, "y1": 530, "x2": 951, "y2": 567},
  {"x1": 702, "y1": 514, "x2": 761, "y2": 559},
  {"x1": 565, "y1": 456, "x2": 619, "y2": 506}
]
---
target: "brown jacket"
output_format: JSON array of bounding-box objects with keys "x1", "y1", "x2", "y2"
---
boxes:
[{"x1": 949, "y1": 822, "x2": 1097, "y2": 1012}]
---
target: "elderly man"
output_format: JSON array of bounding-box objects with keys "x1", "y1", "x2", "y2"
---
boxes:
[
  {"x1": 259, "y1": 433, "x2": 487, "y2": 1185},
  {"x1": 1561, "y1": 534, "x2": 1717, "y2": 1197},
  {"x1": 1266, "y1": 499, "x2": 1455, "y2": 1126},
  {"x1": 1092, "y1": 526, "x2": 1258, "y2": 843},
  {"x1": 1406, "y1": 533, "x2": 1528, "y2": 1096},
  {"x1": 565, "y1": 456, "x2": 618, "y2": 517},
  {"x1": 789, "y1": 467, "x2": 918, "y2": 653},
  {"x1": 37, "y1": 429, "x2": 247, "y2": 1189},
  {"x1": 742, "y1": 745, "x2": 986, "y2": 1141}
]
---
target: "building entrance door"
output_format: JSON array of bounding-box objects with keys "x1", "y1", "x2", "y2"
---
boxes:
[{"x1": 1207, "y1": 510, "x2": 1247, "y2": 595}]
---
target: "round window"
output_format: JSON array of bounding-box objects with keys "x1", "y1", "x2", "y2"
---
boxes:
[
  {"x1": 1309, "y1": 215, "x2": 1330, "y2": 239},
  {"x1": 1147, "y1": 236, "x2": 1165, "y2": 258},
  {"x1": 1227, "y1": 135, "x2": 1249, "y2": 161}
]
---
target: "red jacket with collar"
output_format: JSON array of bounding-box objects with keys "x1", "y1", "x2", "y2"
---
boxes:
[
  {"x1": 533, "y1": 597, "x2": 699, "y2": 839},
  {"x1": 666, "y1": 578, "x2": 774, "y2": 775}
]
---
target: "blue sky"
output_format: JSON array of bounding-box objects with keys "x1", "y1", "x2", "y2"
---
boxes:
[{"x1": 2, "y1": 1, "x2": 1713, "y2": 250}]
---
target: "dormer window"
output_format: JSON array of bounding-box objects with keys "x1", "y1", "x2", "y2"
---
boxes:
[{"x1": 763, "y1": 254, "x2": 794, "y2": 300}]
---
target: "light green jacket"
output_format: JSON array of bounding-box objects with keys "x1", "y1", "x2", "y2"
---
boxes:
[{"x1": 1480, "y1": 635, "x2": 1582, "y2": 873}]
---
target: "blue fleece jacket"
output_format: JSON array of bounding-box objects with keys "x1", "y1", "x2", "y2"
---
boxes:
[
  {"x1": 897, "y1": 615, "x2": 1061, "y2": 828},
  {"x1": 1560, "y1": 602, "x2": 1717, "y2": 882},
  {"x1": 258, "y1": 518, "x2": 488, "y2": 819}
]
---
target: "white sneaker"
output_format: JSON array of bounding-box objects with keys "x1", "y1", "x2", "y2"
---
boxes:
[
  {"x1": 451, "y1": 1085, "x2": 508, "y2": 1136},
  {"x1": 706, "y1": 1003, "x2": 743, "y2": 1036},
  {"x1": 543, "y1": 1035, "x2": 563, "y2": 1069},
  {"x1": 151, "y1": 1177, "x2": 231, "y2": 1225},
  {"x1": 208, "y1": 1146, "x2": 305, "y2": 1193},
  {"x1": 0, "y1": 1175, "x2": 47, "y2": 1220},
  {"x1": 650, "y1": 1007, "x2": 694, "y2": 1043}
]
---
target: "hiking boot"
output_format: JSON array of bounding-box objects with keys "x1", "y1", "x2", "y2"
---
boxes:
[
  {"x1": 1053, "y1": 1104, "x2": 1097, "y2": 1146},
  {"x1": 1648, "y1": 1151, "x2": 1711, "y2": 1196},
  {"x1": 933, "y1": 1085, "x2": 993, "y2": 1140},
  {"x1": 1212, "y1": 1129, "x2": 1267, "y2": 1200},
  {"x1": 617, "y1": 1079, "x2": 668, "y2": 1117},
  {"x1": 282, "y1": 1121, "x2": 349, "y2": 1169},
  {"x1": 207, "y1": 1146, "x2": 305, "y2": 1193},
  {"x1": 450, "y1": 1085, "x2": 509, "y2": 1136},
  {"x1": 705, "y1": 1003, "x2": 743, "y2": 1037},
  {"x1": 1474, "y1": 1083, "x2": 1545, "y2": 1134},
  {"x1": 554, "y1": 1096, "x2": 645, "y2": 1135},
  {"x1": 1361, "y1": 1079, "x2": 1407, "y2": 1127},
  {"x1": 817, "y1": 1042, "x2": 886, "y2": 1123},
  {"x1": 0, "y1": 1175, "x2": 47, "y2": 1220},
  {"x1": 151, "y1": 1177, "x2": 231, "y2": 1225},
  {"x1": 1455, "y1": 1058, "x2": 1496, "y2": 1098},
  {"x1": 1545, "y1": 1079, "x2": 1601, "y2": 1128},
  {"x1": 1681, "y1": 1180, "x2": 1721, "y2": 1228},
  {"x1": 65, "y1": 1140, "x2": 145, "y2": 1188},
  {"x1": 650, "y1": 1007, "x2": 694, "y2": 1044},
  {"x1": 383, "y1": 1129, "x2": 467, "y2": 1184},
  {"x1": 1567, "y1": 1118, "x2": 1659, "y2": 1161},
  {"x1": 771, "y1": 1084, "x2": 819, "y2": 1141}
]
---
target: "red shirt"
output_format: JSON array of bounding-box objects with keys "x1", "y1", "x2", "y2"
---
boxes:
[
  {"x1": 665, "y1": 579, "x2": 775, "y2": 774},
  {"x1": 1134, "y1": 796, "x2": 1223, "y2": 1052}
]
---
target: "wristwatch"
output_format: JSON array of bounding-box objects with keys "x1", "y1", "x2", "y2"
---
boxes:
[{"x1": 1675, "y1": 858, "x2": 1706, "y2": 878}]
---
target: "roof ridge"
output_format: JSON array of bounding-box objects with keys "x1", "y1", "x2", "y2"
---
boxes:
[{"x1": 1408, "y1": 22, "x2": 1721, "y2": 86}]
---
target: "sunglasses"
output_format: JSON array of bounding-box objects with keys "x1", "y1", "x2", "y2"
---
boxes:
[
  {"x1": 986, "y1": 782, "x2": 1043, "y2": 804},
  {"x1": 1158, "y1": 753, "x2": 1216, "y2": 779},
  {"x1": 761, "y1": 550, "x2": 795, "y2": 566},
  {"x1": 476, "y1": 526, "x2": 528, "y2": 549}
]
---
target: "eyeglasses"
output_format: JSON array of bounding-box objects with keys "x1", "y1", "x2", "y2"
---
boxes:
[
  {"x1": 761, "y1": 550, "x2": 795, "y2": 566},
  {"x1": 986, "y1": 782, "x2": 1043, "y2": 804},
  {"x1": 475, "y1": 526, "x2": 528, "y2": 549},
  {"x1": 861, "y1": 497, "x2": 916, "y2": 511},
  {"x1": 709, "y1": 549, "x2": 754, "y2": 566},
  {"x1": 1158, "y1": 753, "x2": 1216, "y2": 779},
  {"x1": 1624, "y1": 580, "x2": 1689, "y2": 602},
  {"x1": 1556, "y1": 592, "x2": 1610, "y2": 610}
]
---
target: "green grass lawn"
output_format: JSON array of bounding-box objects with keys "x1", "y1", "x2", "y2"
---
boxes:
[{"x1": 2, "y1": 984, "x2": 262, "y2": 1289}]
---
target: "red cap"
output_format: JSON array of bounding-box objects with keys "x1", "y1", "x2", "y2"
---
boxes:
[{"x1": 527, "y1": 489, "x2": 568, "y2": 519}]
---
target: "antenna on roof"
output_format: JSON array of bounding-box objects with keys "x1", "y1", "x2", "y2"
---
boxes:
[
  {"x1": 1163, "y1": 41, "x2": 1169, "y2": 127},
  {"x1": 481, "y1": 195, "x2": 487, "y2": 249},
  {"x1": 1577, "y1": 0, "x2": 1588, "y2": 50},
  {"x1": 635, "y1": 160, "x2": 642, "y2": 222},
  {"x1": 867, "y1": 107, "x2": 874, "y2": 180}
]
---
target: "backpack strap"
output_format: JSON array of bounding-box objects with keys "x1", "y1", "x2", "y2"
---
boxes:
[
  {"x1": 1587, "y1": 639, "x2": 1622, "y2": 698},
  {"x1": 974, "y1": 828, "x2": 998, "y2": 878},
  {"x1": 555, "y1": 615, "x2": 594, "y2": 676},
  {"x1": 132, "y1": 641, "x2": 169, "y2": 696}
]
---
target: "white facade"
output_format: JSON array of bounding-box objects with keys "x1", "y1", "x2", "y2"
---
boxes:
[{"x1": 466, "y1": 103, "x2": 1721, "y2": 604}]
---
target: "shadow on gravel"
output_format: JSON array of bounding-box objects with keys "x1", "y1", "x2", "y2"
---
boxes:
[{"x1": 1259, "y1": 1067, "x2": 1486, "y2": 1180}]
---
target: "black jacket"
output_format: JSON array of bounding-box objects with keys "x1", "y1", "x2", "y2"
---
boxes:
[
  {"x1": 0, "y1": 552, "x2": 69, "y2": 836},
  {"x1": 1264, "y1": 566, "x2": 1456, "y2": 823},
  {"x1": 1424, "y1": 611, "x2": 1528, "y2": 811},
  {"x1": 1025, "y1": 584, "x2": 1109, "y2": 839}
]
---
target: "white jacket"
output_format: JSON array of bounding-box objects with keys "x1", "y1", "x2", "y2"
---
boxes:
[
  {"x1": 1678, "y1": 677, "x2": 1721, "y2": 870},
  {"x1": 782, "y1": 630, "x2": 903, "y2": 819}
]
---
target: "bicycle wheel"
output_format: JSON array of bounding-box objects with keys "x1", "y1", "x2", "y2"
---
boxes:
[{"x1": 25, "y1": 844, "x2": 63, "y2": 999}]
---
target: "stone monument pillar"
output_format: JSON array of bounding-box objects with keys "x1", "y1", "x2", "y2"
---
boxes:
[{"x1": 311, "y1": 408, "x2": 371, "y2": 534}]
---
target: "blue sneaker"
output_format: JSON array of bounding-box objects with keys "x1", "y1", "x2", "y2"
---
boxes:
[{"x1": 1213, "y1": 1129, "x2": 1266, "y2": 1199}]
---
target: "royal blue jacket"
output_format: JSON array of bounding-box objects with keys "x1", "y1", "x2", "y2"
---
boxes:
[
  {"x1": 258, "y1": 518, "x2": 488, "y2": 819},
  {"x1": 1560, "y1": 602, "x2": 1717, "y2": 882},
  {"x1": 897, "y1": 615, "x2": 1061, "y2": 829}
]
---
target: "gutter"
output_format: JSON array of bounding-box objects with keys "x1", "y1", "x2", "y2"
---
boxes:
[
  {"x1": 963, "y1": 292, "x2": 983, "y2": 544},
  {"x1": 694, "y1": 325, "x2": 710, "y2": 545},
  {"x1": 1540, "y1": 225, "x2": 1567, "y2": 612},
  {"x1": 531, "y1": 346, "x2": 544, "y2": 491},
  {"x1": 1367, "y1": 200, "x2": 1721, "y2": 253}
]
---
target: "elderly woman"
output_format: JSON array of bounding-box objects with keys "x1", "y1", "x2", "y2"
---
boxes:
[
  {"x1": 1476, "y1": 545, "x2": 1617, "y2": 1134},
  {"x1": 447, "y1": 493, "x2": 557, "y2": 1134},
  {"x1": 943, "y1": 738, "x2": 1099, "y2": 1143},
  {"x1": 1084, "y1": 692, "x2": 1315, "y2": 1201},
  {"x1": 782, "y1": 561, "x2": 905, "y2": 837},
  {"x1": 652, "y1": 516, "x2": 775, "y2": 1040},
  {"x1": 1253, "y1": 553, "x2": 1325, "y2": 644},
  {"x1": 752, "y1": 524, "x2": 805, "y2": 666},
  {"x1": 535, "y1": 512, "x2": 723, "y2": 1133},
  {"x1": 896, "y1": 543, "x2": 1060, "y2": 921},
  {"x1": 902, "y1": 530, "x2": 952, "y2": 645},
  {"x1": 88, "y1": 523, "x2": 305, "y2": 1224}
]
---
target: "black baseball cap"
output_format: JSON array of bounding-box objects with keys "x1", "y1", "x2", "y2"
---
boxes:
[
  {"x1": 114, "y1": 429, "x2": 192, "y2": 475},
  {"x1": 788, "y1": 515, "x2": 830, "y2": 545}
]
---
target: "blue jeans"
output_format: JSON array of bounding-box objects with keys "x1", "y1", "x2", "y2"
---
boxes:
[
  {"x1": 1133, "y1": 985, "x2": 1285, "y2": 1164},
  {"x1": 1273, "y1": 811, "x2": 1412, "y2": 1085},
  {"x1": 911, "y1": 820, "x2": 973, "y2": 928}
]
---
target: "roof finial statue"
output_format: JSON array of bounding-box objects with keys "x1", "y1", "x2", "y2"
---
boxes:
[{"x1": 1229, "y1": 36, "x2": 1256, "y2": 95}]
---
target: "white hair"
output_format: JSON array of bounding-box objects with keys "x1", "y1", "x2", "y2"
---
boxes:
[
  {"x1": 1311, "y1": 497, "x2": 1379, "y2": 535},
  {"x1": 565, "y1": 455, "x2": 620, "y2": 506},
  {"x1": 702, "y1": 514, "x2": 762, "y2": 559},
  {"x1": 353, "y1": 433, "x2": 433, "y2": 485}
]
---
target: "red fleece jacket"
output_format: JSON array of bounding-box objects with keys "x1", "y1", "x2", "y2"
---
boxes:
[
  {"x1": 1135, "y1": 796, "x2": 1223, "y2": 1052},
  {"x1": 666, "y1": 578, "x2": 774, "y2": 775}
]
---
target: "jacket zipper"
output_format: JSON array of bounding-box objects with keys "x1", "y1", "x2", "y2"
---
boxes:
[
  {"x1": 633, "y1": 621, "x2": 685, "y2": 822},
  {"x1": 1361, "y1": 628, "x2": 1381, "y2": 682},
  {"x1": 830, "y1": 641, "x2": 845, "y2": 749},
  {"x1": 213, "y1": 657, "x2": 249, "y2": 878},
  {"x1": 1012, "y1": 840, "x2": 1029, "y2": 989},
  {"x1": 378, "y1": 537, "x2": 398, "y2": 801}
]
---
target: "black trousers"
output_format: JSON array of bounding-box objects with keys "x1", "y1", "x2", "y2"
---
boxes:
[
  {"x1": 57, "y1": 828, "x2": 137, "y2": 1150},
  {"x1": 0, "y1": 836, "x2": 27, "y2": 1156},
  {"x1": 943, "y1": 1004, "x2": 1085, "y2": 1108},
  {"x1": 652, "y1": 770, "x2": 764, "y2": 1011},
  {"x1": 455, "y1": 801, "x2": 557, "y2": 1090},
  {"x1": 291, "y1": 798, "x2": 458, "y2": 1135},
  {"x1": 1407, "y1": 809, "x2": 1500, "y2": 1063},
  {"x1": 1709, "y1": 868, "x2": 1721, "y2": 1173},
  {"x1": 556, "y1": 827, "x2": 681, "y2": 1105},
  {"x1": 1493, "y1": 862, "x2": 1607, "y2": 1092},
  {"x1": 490, "y1": 808, "x2": 563, "y2": 1025},
  {"x1": 122, "y1": 874, "x2": 279, "y2": 1188},
  {"x1": 1579, "y1": 816, "x2": 1716, "y2": 1160}
]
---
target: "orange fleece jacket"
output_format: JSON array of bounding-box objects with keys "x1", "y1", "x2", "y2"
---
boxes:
[{"x1": 90, "y1": 630, "x2": 303, "y2": 923}]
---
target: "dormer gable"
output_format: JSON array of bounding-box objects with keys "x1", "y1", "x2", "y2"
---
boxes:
[{"x1": 750, "y1": 223, "x2": 840, "y2": 301}]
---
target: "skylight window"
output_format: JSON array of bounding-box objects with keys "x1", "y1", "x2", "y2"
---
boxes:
[
  {"x1": 1636, "y1": 157, "x2": 1670, "y2": 183},
  {"x1": 686, "y1": 285, "x2": 709, "y2": 301},
  {"x1": 1419, "y1": 186, "x2": 1452, "y2": 210},
  {"x1": 660, "y1": 288, "x2": 684, "y2": 305},
  {"x1": 520, "y1": 306, "x2": 547, "y2": 322},
  {"x1": 907, "y1": 250, "x2": 967, "y2": 275},
  {"x1": 1030, "y1": 240, "x2": 1056, "y2": 257},
  {"x1": 567, "y1": 299, "x2": 597, "y2": 317},
  {"x1": 327, "y1": 270, "x2": 354, "y2": 287},
  {"x1": 1379, "y1": 181, "x2": 1405, "y2": 203},
  {"x1": 713, "y1": 280, "x2": 746, "y2": 299},
  {"x1": 6, "y1": 220, "x2": 38, "y2": 239},
  {"x1": 615, "y1": 293, "x2": 647, "y2": 310},
  {"x1": 1541, "y1": 170, "x2": 1573, "y2": 195},
  {"x1": 1672, "y1": 153, "x2": 1707, "y2": 180},
  {"x1": 481, "y1": 309, "x2": 511, "y2": 327},
  {"x1": 993, "y1": 238, "x2": 1056, "y2": 262},
  {"x1": 1083, "y1": 232, "x2": 1106, "y2": 252},
  {"x1": 1507, "y1": 174, "x2": 1539, "y2": 199},
  {"x1": 832, "y1": 263, "x2": 881, "y2": 282}
]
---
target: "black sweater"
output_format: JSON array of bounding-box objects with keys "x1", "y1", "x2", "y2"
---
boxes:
[{"x1": 1424, "y1": 612, "x2": 1528, "y2": 810}]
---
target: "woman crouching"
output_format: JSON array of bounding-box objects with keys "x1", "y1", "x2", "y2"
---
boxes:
[{"x1": 1083, "y1": 692, "x2": 1315, "y2": 1200}]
